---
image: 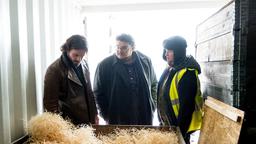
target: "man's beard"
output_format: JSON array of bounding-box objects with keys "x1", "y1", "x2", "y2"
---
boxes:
[{"x1": 73, "y1": 61, "x2": 80, "y2": 67}]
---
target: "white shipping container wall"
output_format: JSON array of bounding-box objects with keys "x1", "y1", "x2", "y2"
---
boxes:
[{"x1": 0, "y1": 0, "x2": 84, "y2": 143}]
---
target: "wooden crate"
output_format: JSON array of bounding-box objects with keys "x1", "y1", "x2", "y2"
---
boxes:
[
  {"x1": 13, "y1": 125, "x2": 182, "y2": 144},
  {"x1": 92, "y1": 125, "x2": 176, "y2": 135},
  {"x1": 199, "y1": 96, "x2": 244, "y2": 144},
  {"x1": 14, "y1": 97, "x2": 245, "y2": 144},
  {"x1": 92, "y1": 125, "x2": 184, "y2": 144}
]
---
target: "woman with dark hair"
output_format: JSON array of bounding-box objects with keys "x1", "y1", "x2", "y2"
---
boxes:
[
  {"x1": 43, "y1": 35, "x2": 99, "y2": 125},
  {"x1": 157, "y1": 36, "x2": 203, "y2": 143}
]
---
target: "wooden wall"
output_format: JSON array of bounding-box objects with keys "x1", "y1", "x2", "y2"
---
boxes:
[
  {"x1": 195, "y1": 1, "x2": 235, "y2": 105},
  {"x1": 196, "y1": 0, "x2": 256, "y2": 142}
]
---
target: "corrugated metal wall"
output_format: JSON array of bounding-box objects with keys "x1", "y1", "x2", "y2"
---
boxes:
[{"x1": 0, "y1": 0, "x2": 84, "y2": 143}]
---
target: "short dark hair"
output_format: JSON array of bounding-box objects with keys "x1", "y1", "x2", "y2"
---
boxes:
[
  {"x1": 162, "y1": 35, "x2": 187, "y2": 61},
  {"x1": 116, "y1": 33, "x2": 135, "y2": 47},
  {"x1": 61, "y1": 35, "x2": 88, "y2": 52}
]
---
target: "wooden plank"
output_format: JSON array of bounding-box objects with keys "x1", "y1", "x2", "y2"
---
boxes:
[
  {"x1": 196, "y1": 1, "x2": 235, "y2": 44},
  {"x1": 198, "y1": 61, "x2": 233, "y2": 105},
  {"x1": 199, "y1": 96, "x2": 244, "y2": 144},
  {"x1": 205, "y1": 97, "x2": 243, "y2": 122},
  {"x1": 202, "y1": 85, "x2": 233, "y2": 105},
  {"x1": 92, "y1": 125, "x2": 176, "y2": 135},
  {"x1": 196, "y1": 32, "x2": 234, "y2": 62},
  {"x1": 11, "y1": 135, "x2": 28, "y2": 144},
  {"x1": 199, "y1": 61, "x2": 233, "y2": 90}
]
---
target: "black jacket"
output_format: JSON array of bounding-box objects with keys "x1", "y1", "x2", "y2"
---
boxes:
[
  {"x1": 93, "y1": 51, "x2": 157, "y2": 125},
  {"x1": 157, "y1": 55, "x2": 201, "y2": 142}
]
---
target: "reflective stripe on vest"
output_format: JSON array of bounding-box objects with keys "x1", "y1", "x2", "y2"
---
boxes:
[{"x1": 169, "y1": 68, "x2": 203, "y2": 132}]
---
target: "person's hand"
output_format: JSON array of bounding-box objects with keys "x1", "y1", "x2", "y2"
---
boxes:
[{"x1": 95, "y1": 115, "x2": 99, "y2": 125}]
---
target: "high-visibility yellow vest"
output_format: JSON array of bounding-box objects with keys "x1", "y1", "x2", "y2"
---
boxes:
[{"x1": 169, "y1": 68, "x2": 203, "y2": 132}]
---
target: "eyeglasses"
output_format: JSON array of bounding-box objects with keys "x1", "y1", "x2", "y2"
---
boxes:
[{"x1": 116, "y1": 45, "x2": 131, "y2": 51}]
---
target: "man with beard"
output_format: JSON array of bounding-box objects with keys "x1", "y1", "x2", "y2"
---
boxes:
[
  {"x1": 43, "y1": 35, "x2": 98, "y2": 125},
  {"x1": 93, "y1": 33, "x2": 157, "y2": 125}
]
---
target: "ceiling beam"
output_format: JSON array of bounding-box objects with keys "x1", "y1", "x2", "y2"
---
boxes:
[{"x1": 81, "y1": 1, "x2": 226, "y2": 13}]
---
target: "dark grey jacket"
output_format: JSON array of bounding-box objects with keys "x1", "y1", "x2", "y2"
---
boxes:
[{"x1": 93, "y1": 51, "x2": 157, "y2": 125}]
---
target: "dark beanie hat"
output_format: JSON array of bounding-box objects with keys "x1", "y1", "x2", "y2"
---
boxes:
[{"x1": 162, "y1": 36, "x2": 187, "y2": 63}]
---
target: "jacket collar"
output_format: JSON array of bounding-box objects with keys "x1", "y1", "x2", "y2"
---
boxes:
[
  {"x1": 173, "y1": 55, "x2": 201, "y2": 74},
  {"x1": 112, "y1": 51, "x2": 147, "y2": 66},
  {"x1": 61, "y1": 52, "x2": 88, "y2": 86},
  {"x1": 111, "y1": 51, "x2": 150, "y2": 86}
]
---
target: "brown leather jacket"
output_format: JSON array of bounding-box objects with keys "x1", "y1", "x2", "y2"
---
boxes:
[{"x1": 43, "y1": 54, "x2": 97, "y2": 125}]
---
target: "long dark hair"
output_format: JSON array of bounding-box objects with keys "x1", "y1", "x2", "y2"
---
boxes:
[{"x1": 61, "y1": 35, "x2": 88, "y2": 52}]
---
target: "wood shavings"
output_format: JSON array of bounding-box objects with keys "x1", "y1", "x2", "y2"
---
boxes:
[
  {"x1": 27, "y1": 112, "x2": 101, "y2": 144},
  {"x1": 27, "y1": 112, "x2": 178, "y2": 144},
  {"x1": 99, "y1": 128, "x2": 179, "y2": 144}
]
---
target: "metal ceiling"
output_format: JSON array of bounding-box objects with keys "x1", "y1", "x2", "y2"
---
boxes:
[
  {"x1": 76, "y1": 0, "x2": 232, "y2": 13},
  {"x1": 77, "y1": 0, "x2": 231, "y2": 6}
]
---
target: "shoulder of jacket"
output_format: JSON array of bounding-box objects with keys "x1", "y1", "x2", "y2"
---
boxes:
[
  {"x1": 47, "y1": 57, "x2": 67, "y2": 73},
  {"x1": 99, "y1": 55, "x2": 115, "y2": 66},
  {"x1": 80, "y1": 59, "x2": 90, "y2": 71},
  {"x1": 135, "y1": 51, "x2": 151, "y2": 62},
  {"x1": 178, "y1": 68, "x2": 198, "y2": 80}
]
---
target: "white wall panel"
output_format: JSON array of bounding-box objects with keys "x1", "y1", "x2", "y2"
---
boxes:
[
  {"x1": 0, "y1": 0, "x2": 12, "y2": 143},
  {"x1": 0, "y1": 0, "x2": 84, "y2": 142}
]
